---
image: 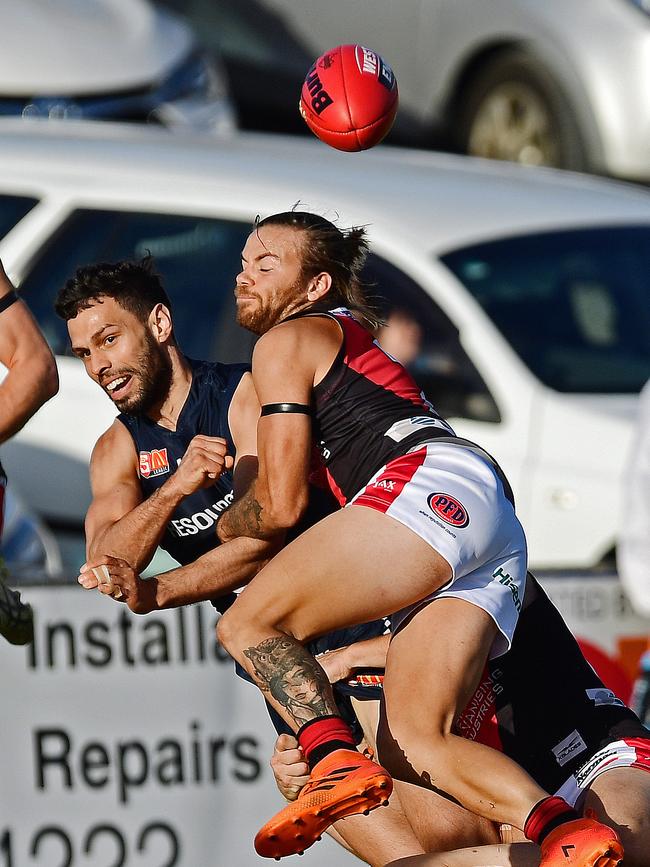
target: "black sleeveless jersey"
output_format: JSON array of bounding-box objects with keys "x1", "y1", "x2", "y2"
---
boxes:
[
  {"x1": 309, "y1": 308, "x2": 455, "y2": 504},
  {"x1": 455, "y1": 575, "x2": 647, "y2": 793},
  {"x1": 117, "y1": 358, "x2": 249, "y2": 566}
]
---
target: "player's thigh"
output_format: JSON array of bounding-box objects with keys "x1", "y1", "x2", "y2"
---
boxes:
[
  {"x1": 584, "y1": 767, "x2": 650, "y2": 866},
  {"x1": 330, "y1": 794, "x2": 426, "y2": 866},
  {"x1": 386, "y1": 843, "x2": 539, "y2": 867},
  {"x1": 395, "y1": 778, "x2": 500, "y2": 853},
  {"x1": 350, "y1": 696, "x2": 381, "y2": 753},
  {"x1": 383, "y1": 597, "x2": 498, "y2": 736},
  {"x1": 231, "y1": 505, "x2": 451, "y2": 641}
]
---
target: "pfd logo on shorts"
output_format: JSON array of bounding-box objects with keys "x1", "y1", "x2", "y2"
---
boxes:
[
  {"x1": 139, "y1": 448, "x2": 170, "y2": 479},
  {"x1": 427, "y1": 493, "x2": 469, "y2": 527}
]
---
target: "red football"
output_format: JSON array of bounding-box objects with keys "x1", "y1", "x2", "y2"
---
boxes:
[{"x1": 299, "y1": 44, "x2": 398, "y2": 152}]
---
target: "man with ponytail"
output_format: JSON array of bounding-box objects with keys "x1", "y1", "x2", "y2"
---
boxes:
[{"x1": 215, "y1": 210, "x2": 645, "y2": 865}]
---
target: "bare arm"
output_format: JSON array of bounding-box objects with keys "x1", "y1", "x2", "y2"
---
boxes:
[
  {"x1": 217, "y1": 319, "x2": 337, "y2": 542},
  {"x1": 85, "y1": 421, "x2": 233, "y2": 572},
  {"x1": 83, "y1": 372, "x2": 284, "y2": 612},
  {"x1": 0, "y1": 263, "x2": 58, "y2": 443},
  {"x1": 88, "y1": 531, "x2": 283, "y2": 613},
  {"x1": 318, "y1": 634, "x2": 390, "y2": 684}
]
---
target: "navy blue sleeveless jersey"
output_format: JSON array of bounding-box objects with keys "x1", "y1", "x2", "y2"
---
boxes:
[{"x1": 117, "y1": 358, "x2": 249, "y2": 566}]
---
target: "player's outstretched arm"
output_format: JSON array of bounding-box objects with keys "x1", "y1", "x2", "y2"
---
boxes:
[
  {"x1": 86, "y1": 531, "x2": 282, "y2": 614},
  {"x1": 0, "y1": 262, "x2": 58, "y2": 443}
]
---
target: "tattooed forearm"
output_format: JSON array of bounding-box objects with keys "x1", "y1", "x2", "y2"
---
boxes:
[
  {"x1": 243, "y1": 635, "x2": 340, "y2": 729},
  {"x1": 217, "y1": 480, "x2": 271, "y2": 542}
]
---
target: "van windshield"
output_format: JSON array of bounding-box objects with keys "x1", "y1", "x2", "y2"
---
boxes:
[
  {"x1": 0, "y1": 194, "x2": 38, "y2": 240},
  {"x1": 440, "y1": 226, "x2": 650, "y2": 393}
]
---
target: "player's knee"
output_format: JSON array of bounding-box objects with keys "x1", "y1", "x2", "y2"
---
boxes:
[
  {"x1": 217, "y1": 603, "x2": 289, "y2": 654},
  {"x1": 215, "y1": 607, "x2": 240, "y2": 653},
  {"x1": 377, "y1": 710, "x2": 450, "y2": 782}
]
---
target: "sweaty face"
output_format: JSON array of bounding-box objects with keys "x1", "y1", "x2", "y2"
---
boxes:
[
  {"x1": 235, "y1": 225, "x2": 307, "y2": 335},
  {"x1": 68, "y1": 297, "x2": 172, "y2": 414}
]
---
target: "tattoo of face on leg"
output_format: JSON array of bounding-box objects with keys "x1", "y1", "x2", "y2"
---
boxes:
[{"x1": 244, "y1": 635, "x2": 340, "y2": 728}]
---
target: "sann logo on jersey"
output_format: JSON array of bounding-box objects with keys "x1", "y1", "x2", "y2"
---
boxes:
[{"x1": 139, "y1": 448, "x2": 170, "y2": 479}]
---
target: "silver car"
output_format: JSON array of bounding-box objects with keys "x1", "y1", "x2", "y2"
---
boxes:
[{"x1": 258, "y1": 0, "x2": 650, "y2": 179}]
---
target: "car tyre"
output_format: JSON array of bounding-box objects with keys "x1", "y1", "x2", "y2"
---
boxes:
[{"x1": 456, "y1": 49, "x2": 589, "y2": 171}]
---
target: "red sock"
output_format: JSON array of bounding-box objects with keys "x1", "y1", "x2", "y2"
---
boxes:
[
  {"x1": 524, "y1": 796, "x2": 580, "y2": 844},
  {"x1": 297, "y1": 716, "x2": 357, "y2": 769}
]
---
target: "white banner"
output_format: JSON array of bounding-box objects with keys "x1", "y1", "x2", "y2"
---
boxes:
[
  {"x1": 3, "y1": 577, "x2": 648, "y2": 867},
  {"x1": 0, "y1": 588, "x2": 356, "y2": 867},
  {"x1": 539, "y1": 573, "x2": 650, "y2": 654}
]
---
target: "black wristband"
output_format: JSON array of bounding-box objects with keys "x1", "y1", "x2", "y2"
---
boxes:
[
  {"x1": 0, "y1": 290, "x2": 18, "y2": 314},
  {"x1": 260, "y1": 403, "x2": 312, "y2": 416}
]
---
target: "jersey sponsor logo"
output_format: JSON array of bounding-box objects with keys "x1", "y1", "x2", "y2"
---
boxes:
[
  {"x1": 427, "y1": 493, "x2": 469, "y2": 528},
  {"x1": 170, "y1": 492, "x2": 234, "y2": 537},
  {"x1": 492, "y1": 566, "x2": 522, "y2": 612},
  {"x1": 372, "y1": 479, "x2": 396, "y2": 492},
  {"x1": 455, "y1": 669, "x2": 502, "y2": 742},
  {"x1": 573, "y1": 741, "x2": 629, "y2": 786},
  {"x1": 552, "y1": 729, "x2": 588, "y2": 767},
  {"x1": 385, "y1": 416, "x2": 453, "y2": 443},
  {"x1": 139, "y1": 448, "x2": 170, "y2": 479},
  {"x1": 585, "y1": 687, "x2": 625, "y2": 708}
]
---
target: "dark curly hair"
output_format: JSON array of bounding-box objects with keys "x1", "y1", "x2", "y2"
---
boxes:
[
  {"x1": 256, "y1": 211, "x2": 384, "y2": 329},
  {"x1": 54, "y1": 257, "x2": 173, "y2": 328}
]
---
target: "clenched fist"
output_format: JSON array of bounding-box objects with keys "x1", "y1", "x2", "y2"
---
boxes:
[
  {"x1": 270, "y1": 734, "x2": 309, "y2": 801},
  {"x1": 169, "y1": 435, "x2": 234, "y2": 497}
]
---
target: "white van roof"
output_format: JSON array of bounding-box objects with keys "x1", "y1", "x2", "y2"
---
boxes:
[{"x1": 0, "y1": 119, "x2": 649, "y2": 253}]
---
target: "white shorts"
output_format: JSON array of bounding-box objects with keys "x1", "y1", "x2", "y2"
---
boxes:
[
  {"x1": 349, "y1": 442, "x2": 527, "y2": 658},
  {"x1": 555, "y1": 737, "x2": 650, "y2": 807}
]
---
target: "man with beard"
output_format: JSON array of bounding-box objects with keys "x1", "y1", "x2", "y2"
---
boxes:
[
  {"x1": 55, "y1": 257, "x2": 258, "y2": 604},
  {"x1": 54, "y1": 256, "x2": 500, "y2": 866},
  {"x1": 214, "y1": 211, "x2": 626, "y2": 864},
  {"x1": 0, "y1": 258, "x2": 58, "y2": 645}
]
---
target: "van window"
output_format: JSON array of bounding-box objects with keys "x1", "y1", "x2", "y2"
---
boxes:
[
  {"x1": 19, "y1": 209, "x2": 256, "y2": 363},
  {"x1": 0, "y1": 194, "x2": 38, "y2": 240},
  {"x1": 18, "y1": 205, "x2": 499, "y2": 422},
  {"x1": 441, "y1": 226, "x2": 650, "y2": 393},
  {"x1": 365, "y1": 255, "x2": 500, "y2": 422}
]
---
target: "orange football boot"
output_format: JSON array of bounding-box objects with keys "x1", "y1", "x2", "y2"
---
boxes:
[
  {"x1": 254, "y1": 748, "x2": 392, "y2": 859},
  {"x1": 540, "y1": 814, "x2": 624, "y2": 867}
]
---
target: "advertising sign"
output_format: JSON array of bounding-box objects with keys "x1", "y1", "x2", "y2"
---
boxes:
[{"x1": 0, "y1": 588, "x2": 354, "y2": 867}]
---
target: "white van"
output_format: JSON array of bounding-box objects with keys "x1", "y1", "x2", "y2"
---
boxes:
[{"x1": 0, "y1": 120, "x2": 648, "y2": 570}]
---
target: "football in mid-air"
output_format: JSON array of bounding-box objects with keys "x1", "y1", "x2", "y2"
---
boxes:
[{"x1": 299, "y1": 44, "x2": 398, "y2": 152}]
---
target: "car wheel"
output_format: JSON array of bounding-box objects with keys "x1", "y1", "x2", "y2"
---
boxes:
[{"x1": 456, "y1": 50, "x2": 589, "y2": 171}]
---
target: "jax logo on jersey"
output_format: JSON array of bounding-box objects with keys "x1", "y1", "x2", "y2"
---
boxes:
[
  {"x1": 139, "y1": 448, "x2": 170, "y2": 479},
  {"x1": 427, "y1": 493, "x2": 469, "y2": 527}
]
